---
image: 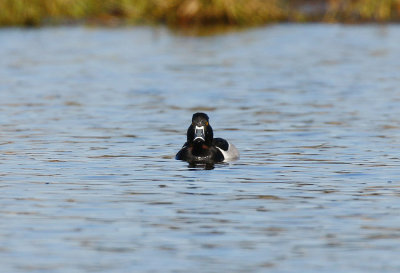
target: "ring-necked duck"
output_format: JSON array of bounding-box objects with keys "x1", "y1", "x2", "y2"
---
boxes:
[{"x1": 176, "y1": 113, "x2": 239, "y2": 164}]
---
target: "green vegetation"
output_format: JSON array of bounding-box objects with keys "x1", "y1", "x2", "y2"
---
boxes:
[
  {"x1": 324, "y1": 0, "x2": 400, "y2": 22},
  {"x1": 0, "y1": 0, "x2": 399, "y2": 27}
]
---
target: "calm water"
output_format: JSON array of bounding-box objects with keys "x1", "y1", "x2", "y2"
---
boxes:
[{"x1": 1, "y1": 24, "x2": 400, "y2": 273}]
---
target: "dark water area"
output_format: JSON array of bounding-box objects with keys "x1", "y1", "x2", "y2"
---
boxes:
[{"x1": 0, "y1": 24, "x2": 400, "y2": 272}]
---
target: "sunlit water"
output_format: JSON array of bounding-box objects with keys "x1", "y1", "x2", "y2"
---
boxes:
[{"x1": 1, "y1": 24, "x2": 400, "y2": 273}]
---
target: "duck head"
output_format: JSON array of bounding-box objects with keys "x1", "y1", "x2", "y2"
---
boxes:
[{"x1": 187, "y1": 112, "x2": 213, "y2": 146}]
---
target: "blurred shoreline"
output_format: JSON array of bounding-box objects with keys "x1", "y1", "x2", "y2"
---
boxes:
[{"x1": 1, "y1": 0, "x2": 399, "y2": 27}]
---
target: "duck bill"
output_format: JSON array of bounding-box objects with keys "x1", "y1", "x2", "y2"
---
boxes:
[{"x1": 194, "y1": 126, "x2": 205, "y2": 142}]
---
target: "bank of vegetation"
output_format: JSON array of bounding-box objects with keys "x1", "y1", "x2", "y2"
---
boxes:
[{"x1": 0, "y1": 0, "x2": 399, "y2": 27}]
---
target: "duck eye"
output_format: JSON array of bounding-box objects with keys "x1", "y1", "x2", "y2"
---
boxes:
[{"x1": 205, "y1": 121, "x2": 209, "y2": 126}]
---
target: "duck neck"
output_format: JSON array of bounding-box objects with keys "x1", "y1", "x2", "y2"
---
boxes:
[{"x1": 192, "y1": 141, "x2": 210, "y2": 156}]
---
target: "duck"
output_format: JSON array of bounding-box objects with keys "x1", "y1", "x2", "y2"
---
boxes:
[{"x1": 175, "y1": 112, "x2": 239, "y2": 164}]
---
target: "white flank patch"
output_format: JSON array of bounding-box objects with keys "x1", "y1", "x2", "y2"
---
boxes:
[{"x1": 217, "y1": 142, "x2": 240, "y2": 162}]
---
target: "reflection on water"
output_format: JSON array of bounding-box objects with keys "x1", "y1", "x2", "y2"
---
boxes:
[{"x1": 1, "y1": 24, "x2": 400, "y2": 272}]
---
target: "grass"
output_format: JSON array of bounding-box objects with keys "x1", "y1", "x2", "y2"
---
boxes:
[
  {"x1": 0, "y1": 0, "x2": 399, "y2": 27},
  {"x1": 324, "y1": 0, "x2": 400, "y2": 22}
]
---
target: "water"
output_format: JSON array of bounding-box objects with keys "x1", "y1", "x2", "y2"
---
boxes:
[{"x1": 0, "y1": 24, "x2": 400, "y2": 273}]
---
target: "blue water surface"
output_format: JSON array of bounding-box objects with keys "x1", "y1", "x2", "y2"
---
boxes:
[{"x1": 0, "y1": 24, "x2": 400, "y2": 273}]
